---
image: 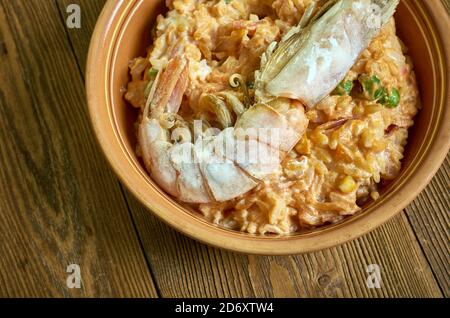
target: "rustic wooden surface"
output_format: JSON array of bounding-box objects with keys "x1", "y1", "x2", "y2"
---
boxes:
[{"x1": 0, "y1": 0, "x2": 448, "y2": 298}]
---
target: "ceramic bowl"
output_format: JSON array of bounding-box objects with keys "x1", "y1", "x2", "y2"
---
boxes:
[{"x1": 87, "y1": 0, "x2": 450, "y2": 255}]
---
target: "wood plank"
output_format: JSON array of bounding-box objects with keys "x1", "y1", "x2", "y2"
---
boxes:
[
  {"x1": 62, "y1": 0, "x2": 446, "y2": 298},
  {"x1": 0, "y1": 0, "x2": 157, "y2": 297},
  {"x1": 405, "y1": 155, "x2": 449, "y2": 296},
  {"x1": 125, "y1": 195, "x2": 442, "y2": 298}
]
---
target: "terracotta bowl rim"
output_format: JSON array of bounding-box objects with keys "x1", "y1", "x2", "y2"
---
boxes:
[{"x1": 86, "y1": 0, "x2": 450, "y2": 255}]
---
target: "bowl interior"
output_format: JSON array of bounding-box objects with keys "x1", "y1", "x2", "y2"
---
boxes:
[{"x1": 100, "y1": 0, "x2": 446, "y2": 252}]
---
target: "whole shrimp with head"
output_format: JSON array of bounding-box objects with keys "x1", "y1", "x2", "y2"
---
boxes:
[{"x1": 138, "y1": 0, "x2": 400, "y2": 203}]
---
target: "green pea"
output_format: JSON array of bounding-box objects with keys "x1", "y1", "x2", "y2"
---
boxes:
[
  {"x1": 334, "y1": 80, "x2": 353, "y2": 96},
  {"x1": 378, "y1": 92, "x2": 387, "y2": 105},
  {"x1": 371, "y1": 75, "x2": 381, "y2": 84},
  {"x1": 359, "y1": 74, "x2": 383, "y2": 101},
  {"x1": 386, "y1": 88, "x2": 400, "y2": 108},
  {"x1": 374, "y1": 87, "x2": 384, "y2": 100}
]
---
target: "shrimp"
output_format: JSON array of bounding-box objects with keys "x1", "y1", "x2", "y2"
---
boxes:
[{"x1": 138, "y1": 0, "x2": 399, "y2": 203}]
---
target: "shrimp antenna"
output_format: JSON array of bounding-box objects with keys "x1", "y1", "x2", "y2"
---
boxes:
[
  {"x1": 143, "y1": 68, "x2": 162, "y2": 119},
  {"x1": 229, "y1": 74, "x2": 251, "y2": 108}
]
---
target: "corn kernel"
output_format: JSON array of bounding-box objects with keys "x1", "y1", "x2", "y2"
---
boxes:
[
  {"x1": 339, "y1": 176, "x2": 357, "y2": 193},
  {"x1": 295, "y1": 135, "x2": 311, "y2": 155},
  {"x1": 365, "y1": 103, "x2": 382, "y2": 115},
  {"x1": 311, "y1": 131, "x2": 329, "y2": 146},
  {"x1": 360, "y1": 129, "x2": 374, "y2": 148}
]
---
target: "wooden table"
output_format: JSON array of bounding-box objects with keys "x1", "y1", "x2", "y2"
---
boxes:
[{"x1": 0, "y1": 0, "x2": 448, "y2": 298}]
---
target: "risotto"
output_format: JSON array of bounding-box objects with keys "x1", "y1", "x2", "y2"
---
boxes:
[{"x1": 125, "y1": 0, "x2": 419, "y2": 235}]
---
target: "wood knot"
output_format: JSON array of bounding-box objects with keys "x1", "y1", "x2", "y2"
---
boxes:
[
  {"x1": 318, "y1": 274, "x2": 331, "y2": 287},
  {"x1": 85, "y1": 226, "x2": 94, "y2": 236},
  {"x1": 19, "y1": 258, "x2": 29, "y2": 270}
]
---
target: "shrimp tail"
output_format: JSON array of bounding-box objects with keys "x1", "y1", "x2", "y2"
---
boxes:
[{"x1": 149, "y1": 56, "x2": 189, "y2": 118}]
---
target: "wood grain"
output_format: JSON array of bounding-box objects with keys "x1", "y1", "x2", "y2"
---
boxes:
[
  {"x1": 125, "y1": 195, "x2": 442, "y2": 298},
  {"x1": 405, "y1": 154, "x2": 450, "y2": 296},
  {"x1": 0, "y1": 0, "x2": 443, "y2": 298},
  {"x1": 443, "y1": 0, "x2": 450, "y2": 15},
  {"x1": 59, "y1": 0, "x2": 447, "y2": 298},
  {"x1": 0, "y1": 0, "x2": 157, "y2": 297}
]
